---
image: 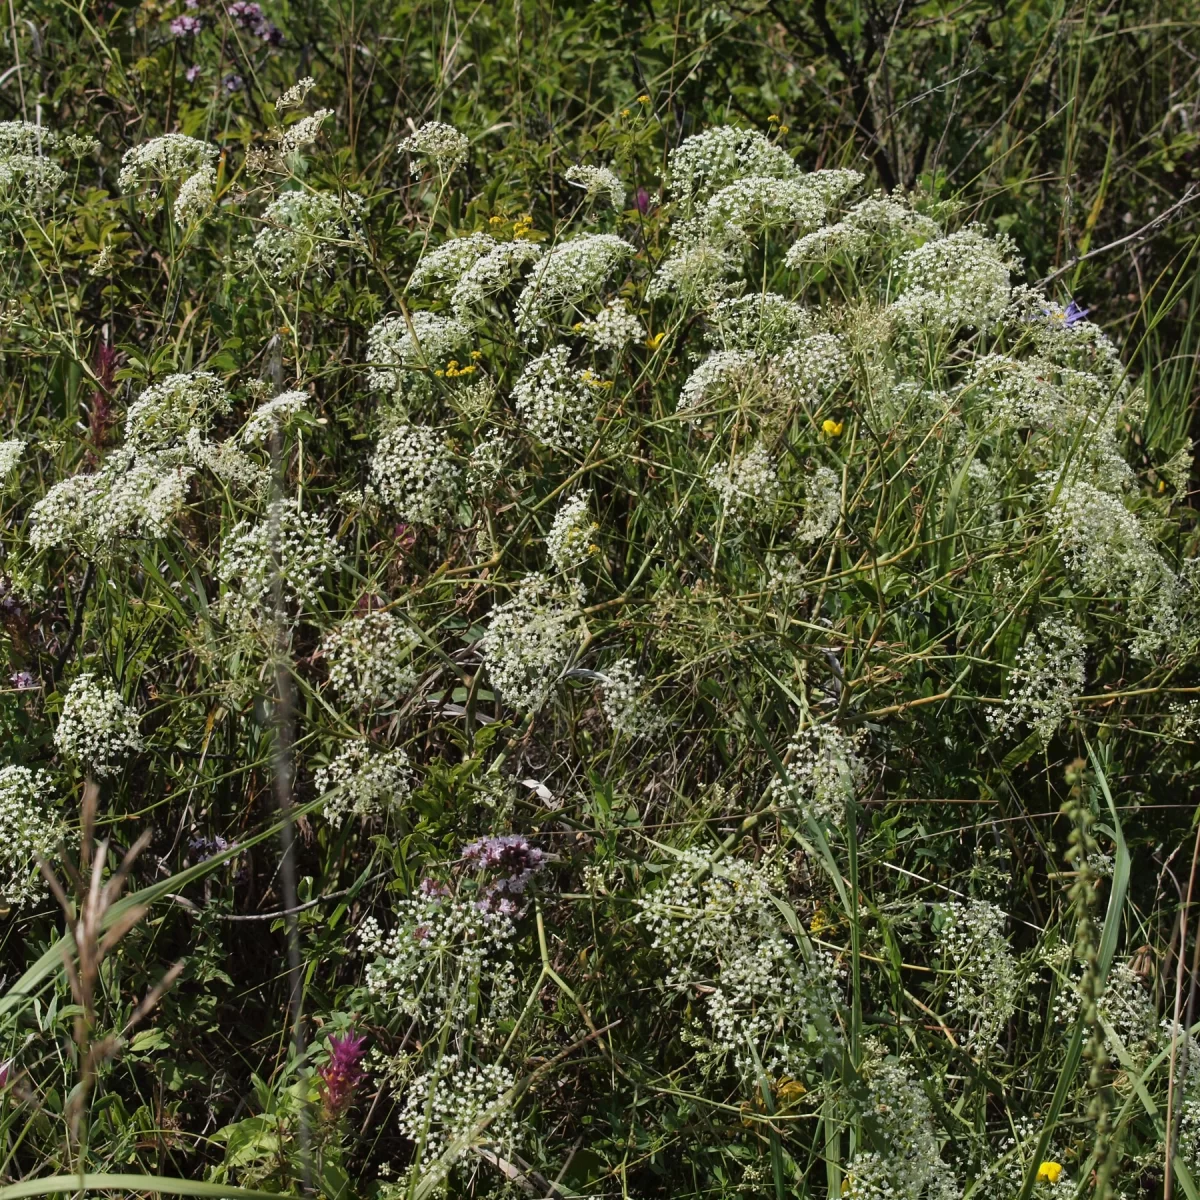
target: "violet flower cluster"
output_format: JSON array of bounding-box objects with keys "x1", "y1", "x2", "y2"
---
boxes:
[{"x1": 461, "y1": 834, "x2": 547, "y2": 914}]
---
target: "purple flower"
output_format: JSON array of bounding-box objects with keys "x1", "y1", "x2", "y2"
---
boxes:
[
  {"x1": 170, "y1": 14, "x2": 202, "y2": 35},
  {"x1": 223, "y1": 73, "x2": 244, "y2": 93},
  {"x1": 320, "y1": 1030, "x2": 367, "y2": 1114},
  {"x1": 185, "y1": 64, "x2": 202, "y2": 82},
  {"x1": 184, "y1": 0, "x2": 200, "y2": 7},
  {"x1": 9, "y1": 671, "x2": 35, "y2": 690},
  {"x1": 462, "y1": 834, "x2": 547, "y2": 911},
  {"x1": 226, "y1": 0, "x2": 262, "y2": 24},
  {"x1": 255, "y1": 19, "x2": 283, "y2": 44},
  {"x1": 635, "y1": 187, "x2": 651, "y2": 214},
  {"x1": 188, "y1": 834, "x2": 232, "y2": 858},
  {"x1": 418, "y1": 876, "x2": 450, "y2": 898},
  {"x1": 1064, "y1": 299, "x2": 1089, "y2": 326}
]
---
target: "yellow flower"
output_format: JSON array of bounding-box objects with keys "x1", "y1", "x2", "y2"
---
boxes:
[
  {"x1": 621, "y1": 108, "x2": 631, "y2": 117},
  {"x1": 809, "y1": 906, "x2": 834, "y2": 934},
  {"x1": 637, "y1": 94, "x2": 650, "y2": 103},
  {"x1": 1037, "y1": 1162, "x2": 1063, "y2": 1185},
  {"x1": 470, "y1": 349, "x2": 482, "y2": 360},
  {"x1": 768, "y1": 113, "x2": 779, "y2": 122},
  {"x1": 645, "y1": 331, "x2": 665, "y2": 350},
  {"x1": 822, "y1": 418, "x2": 844, "y2": 437},
  {"x1": 488, "y1": 214, "x2": 505, "y2": 225},
  {"x1": 840, "y1": 1176, "x2": 854, "y2": 1196},
  {"x1": 779, "y1": 125, "x2": 790, "y2": 134},
  {"x1": 775, "y1": 1077, "x2": 807, "y2": 1104}
]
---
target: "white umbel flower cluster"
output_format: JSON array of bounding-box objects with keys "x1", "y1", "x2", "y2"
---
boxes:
[
  {"x1": 578, "y1": 299, "x2": 645, "y2": 350},
  {"x1": 397, "y1": 1059, "x2": 517, "y2": 1169},
  {"x1": 314, "y1": 741, "x2": 414, "y2": 827},
  {"x1": 545, "y1": 492, "x2": 597, "y2": 572},
  {"x1": 125, "y1": 371, "x2": 230, "y2": 450},
  {"x1": 707, "y1": 444, "x2": 782, "y2": 523},
  {"x1": 934, "y1": 899, "x2": 1020, "y2": 1047},
  {"x1": 408, "y1": 232, "x2": 498, "y2": 292},
  {"x1": 565, "y1": 163, "x2": 626, "y2": 209},
  {"x1": 770, "y1": 722, "x2": 867, "y2": 825},
  {"x1": 478, "y1": 574, "x2": 581, "y2": 711},
  {"x1": 54, "y1": 674, "x2": 144, "y2": 777},
  {"x1": 321, "y1": 610, "x2": 420, "y2": 707},
  {"x1": 636, "y1": 849, "x2": 841, "y2": 1077},
  {"x1": 599, "y1": 658, "x2": 662, "y2": 738},
  {"x1": 217, "y1": 501, "x2": 341, "y2": 630},
  {"x1": 360, "y1": 889, "x2": 516, "y2": 1022},
  {"x1": 0, "y1": 439, "x2": 23, "y2": 479},
  {"x1": 241, "y1": 389, "x2": 309, "y2": 444},
  {"x1": 118, "y1": 134, "x2": 217, "y2": 202},
  {"x1": 398, "y1": 121, "x2": 469, "y2": 176},
  {"x1": 892, "y1": 226, "x2": 1017, "y2": 331},
  {"x1": 987, "y1": 615, "x2": 1085, "y2": 746},
  {"x1": 0, "y1": 765, "x2": 61, "y2": 910},
  {"x1": 368, "y1": 424, "x2": 459, "y2": 524},
  {"x1": 515, "y1": 234, "x2": 634, "y2": 332},
  {"x1": 451, "y1": 241, "x2": 544, "y2": 324},
  {"x1": 511, "y1": 345, "x2": 599, "y2": 451},
  {"x1": 366, "y1": 312, "x2": 469, "y2": 392},
  {"x1": 253, "y1": 190, "x2": 361, "y2": 279},
  {"x1": 173, "y1": 164, "x2": 216, "y2": 228}
]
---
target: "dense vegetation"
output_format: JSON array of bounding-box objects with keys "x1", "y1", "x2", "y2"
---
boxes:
[{"x1": 2, "y1": 2, "x2": 1200, "y2": 1199}]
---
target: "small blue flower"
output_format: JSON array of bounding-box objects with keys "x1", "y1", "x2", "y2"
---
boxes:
[{"x1": 1064, "y1": 299, "x2": 1089, "y2": 326}]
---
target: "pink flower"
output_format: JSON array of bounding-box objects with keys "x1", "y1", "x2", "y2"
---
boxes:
[
  {"x1": 319, "y1": 1030, "x2": 367, "y2": 1115},
  {"x1": 170, "y1": 14, "x2": 202, "y2": 36}
]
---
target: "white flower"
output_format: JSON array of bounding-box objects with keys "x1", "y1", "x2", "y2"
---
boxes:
[
  {"x1": 478, "y1": 573, "x2": 581, "y2": 711},
  {"x1": 451, "y1": 241, "x2": 543, "y2": 324},
  {"x1": 125, "y1": 371, "x2": 230, "y2": 450},
  {"x1": 173, "y1": 164, "x2": 216, "y2": 227},
  {"x1": 935, "y1": 899, "x2": 1019, "y2": 1047},
  {"x1": 368, "y1": 425, "x2": 459, "y2": 524},
  {"x1": 55, "y1": 674, "x2": 144, "y2": 777},
  {"x1": 514, "y1": 234, "x2": 635, "y2": 332},
  {"x1": 408, "y1": 232, "x2": 497, "y2": 293},
  {"x1": 512, "y1": 345, "x2": 598, "y2": 452},
  {"x1": 242, "y1": 389, "x2": 309, "y2": 444},
  {"x1": 545, "y1": 492, "x2": 597, "y2": 572},
  {"x1": 398, "y1": 1059, "x2": 517, "y2": 1170},
  {"x1": 365, "y1": 311, "x2": 470, "y2": 392},
  {"x1": 314, "y1": 741, "x2": 414, "y2": 827},
  {"x1": 118, "y1": 134, "x2": 217, "y2": 198},
  {"x1": 30, "y1": 449, "x2": 196, "y2": 556},
  {"x1": 252, "y1": 190, "x2": 361, "y2": 279},
  {"x1": 216, "y1": 500, "x2": 341, "y2": 630},
  {"x1": 706, "y1": 293, "x2": 812, "y2": 352},
  {"x1": 769, "y1": 722, "x2": 867, "y2": 825},
  {"x1": 600, "y1": 658, "x2": 662, "y2": 737},
  {"x1": 987, "y1": 615, "x2": 1085, "y2": 746},
  {"x1": 892, "y1": 226, "x2": 1016, "y2": 331},
  {"x1": 678, "y1": 349, "x2": 758, "y2": 415},
  {"x1": 796, "y1": 465, "x2": 841, "y2": 542},
  {"x1": 0, "y1": 765, "x2": 61, "y2": 910},
  {"x1": 666, "y1": 126, "x2": 800, "y2": 208},
  {"x1": 274, "y1": 76, "x2": 316, "y2": 111},
  {"x1": 577, "y1": 298, "x2": 645, "y2": 351},
  {"x1": 647, "y1": 236, "x2": 743, "y2": 305},
  {"x1": 0, "y1": 439, "x2": 24, "y2": 479},
  {"x1": 565, "y1": 163, "x2": 625, "y2": 209},
  {"x1": 320, "y1": 610, "x2": 419, "y2": 707},
  {"x1": 707, "y1": 444, "x2": 782, "y2": 523},
  {"x1": 398, "y1": 121, "x2": 469, "y2": 176}
]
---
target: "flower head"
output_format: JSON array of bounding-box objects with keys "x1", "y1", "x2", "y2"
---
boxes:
[
  {"x1": 1037, "y1": 1162, "x2": 1064, "y2": 1185},
  {"x1": 319, "y1": 1029, "x2": 367, "y2": 1115}
]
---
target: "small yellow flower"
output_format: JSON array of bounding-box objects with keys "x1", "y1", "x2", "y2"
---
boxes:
[
  {"x1": 768, "y1": 113, "x2": 779, "y2": 122},
  {"x1": 637, "y1": 94, "x2": 650, "y2": 104},
  {"x1": 840, "y1": 1176, "x2": 854, "y2": 1196},
  {"x1": 775, "y1": 1077, "x2": 807, "y2": 1104},
  {"x1": 621, "y1": 108, "x2": 631, "y2": 117},
  {"x1": 1037, "y1": 1162, "x2": 1063, "y2": 1185},
  {"x1": 645, "y1": 331, "x2": 665, "y2": 350},
  {"x1": 809, "y1": 906, "x2": 834, "y2": 934},
  {"x1": 470, "y1": 349, "x2": 482, "y2": 360},
  {"x1": 778, "y1": 125, "x2": 790, "y2": 134},
  {"x1": 822, "y1": 418, "x2": 844, "y2": 437},
  {"x1": 1158, "y1": 478, "x2": 1166, "y2": 492},
  {"x1": 488, "y1": 214, "x2": 505, "y2": 225}
]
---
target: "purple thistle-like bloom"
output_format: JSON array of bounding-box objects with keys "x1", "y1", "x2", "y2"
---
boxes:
[
  {"x1": 1064, "y1": 299, "x2": 1089, "y2": 326},
  {"x1": 223, "y1": 73, "x2": 244, "y2": 92},
  {"x1": 635, "y1": 187, "x2": 651, "y2": 214},
  {"x1": 170, "y1": 14, "x2": 202, "y2": 36},
  {"x1": 320, "y1": 1030, "x2": 367, "y2": 1114},
  {"x1": 185, "y1": 65, "x2": 202, "y2": 82},
  {"x1": 9, "y1": 671, "x2": 35, "y2": 690}
]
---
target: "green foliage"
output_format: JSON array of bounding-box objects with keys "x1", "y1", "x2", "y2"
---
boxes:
[{"x1": 0, "y1": 2, "x2": 1199, "y2": 1200}]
